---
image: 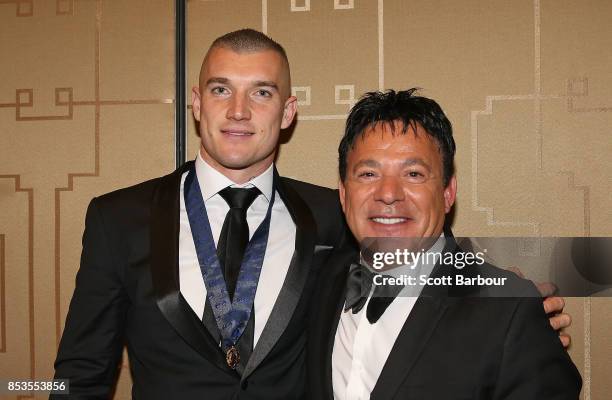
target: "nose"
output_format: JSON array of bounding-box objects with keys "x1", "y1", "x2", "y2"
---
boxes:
[
  {"x1": 226, "y1": 93, "x2": 251, "y2": 121},
  {"x1": 373, "y1": 175, "x2": 405, "y2": 205}
]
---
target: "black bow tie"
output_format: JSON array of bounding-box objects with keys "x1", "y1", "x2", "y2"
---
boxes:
[{"x1": 344, "y1": 263, "x2": 403, "y2": 323}]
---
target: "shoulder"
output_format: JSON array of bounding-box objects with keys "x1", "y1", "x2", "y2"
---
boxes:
[
  {"x1": 279, "y1": 176, "x2": 346, "y2": 239},
  {"x1": 442, "y1": 240, "x2": 540, "y2": 298},
  {"x1": 91, "y1": 176, "x2": 162, "y2": 224},
  {"x1": 473, "y1": 262, "x2": 540, "y2": 298},
  {"x1": 278, "y1": 176, "x2": 342, "y2": 222},
  {"x1": 94, "y1": 163, "x2": 188, "y2": 211},
  {"x1": 89, "y1": 164, "x2": 187, "y2": 228},
  {"x1": 94, "y1": 176, "x2": 161, "y2": 208},
  {"x1": 279, "y1": 176, "x2": 339, "y2": 206}
]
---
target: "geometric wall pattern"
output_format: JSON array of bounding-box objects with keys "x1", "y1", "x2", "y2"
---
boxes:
[
  {"x1": 2, "y1": 0, "x2": 610, "y2": 398},
  {"x1": 0, "y1": 0, "x2": 175, "y2": 398}
]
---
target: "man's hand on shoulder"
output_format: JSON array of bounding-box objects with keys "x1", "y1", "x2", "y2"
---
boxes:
[{"x1": 543, "y1": 295, "x2": 572, "y2": 348}]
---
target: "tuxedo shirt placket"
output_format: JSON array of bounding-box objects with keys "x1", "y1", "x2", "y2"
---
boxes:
[{"x1": 344, "y1": 296, "x2": 377, "y2": 400}]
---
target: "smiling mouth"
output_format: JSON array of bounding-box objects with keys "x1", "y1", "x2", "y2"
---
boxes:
[
  {"x1": 370, "y1": 217, "x2": 409, "y2": 225},
  {"x1": 221, "y1": 129, "x2": 254, "y2": 136}
]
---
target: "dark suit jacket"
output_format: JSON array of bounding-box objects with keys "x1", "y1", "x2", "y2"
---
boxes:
[
  {"x1": 53, "y1": 161, "x2": 346, "y2": 399},
  {"x1": 308, "y1": 234, "x2": 582, "y2": 400}
]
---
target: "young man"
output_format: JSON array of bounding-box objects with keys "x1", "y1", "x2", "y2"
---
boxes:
[
  {"x1": 308, "y1": 89, "x2": 581, "y2": 399},
  {"x1": 52, "y1": 29, "x2": 345, "y2": 399}
]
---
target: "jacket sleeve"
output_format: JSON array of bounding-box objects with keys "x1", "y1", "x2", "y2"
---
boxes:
[
  {"x1": 493, "y1": 297, "x2": 582, "y2": 400},
  {"x1": 51, "y1": 198, "x2": 129, "y2": 399}
]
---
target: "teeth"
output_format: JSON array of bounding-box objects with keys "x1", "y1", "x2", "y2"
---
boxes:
[{"x1": 371, "y1": 217, "x2": 406, "y2": 225}]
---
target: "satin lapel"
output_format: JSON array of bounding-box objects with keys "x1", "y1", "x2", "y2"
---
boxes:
[
  {"x1": 150, "y1": 161, "x2": 233, "y2": 375},
  {"x1": 369, "y1": 233, "x2": 459, "y2": 399},
  {"x1": 321, "y1": 250, "x2": 357, "y2": 399},
  {"x1": 369, "y1": 296, "x2": 449, "y2": 399},
  {"x1": 241, "y1": 170, "x2": 317, "y2": 380}
]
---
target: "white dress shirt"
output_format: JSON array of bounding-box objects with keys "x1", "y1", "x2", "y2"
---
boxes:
[
  {"x1": 332, "y1": 235, "x2": 446, "y2": 400},
  {"x1": 178, "y1": 153, "x2": 296, "y2": 346}
]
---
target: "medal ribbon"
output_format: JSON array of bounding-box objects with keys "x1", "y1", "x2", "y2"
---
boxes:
[{"x1": 184, "y1": 167, "x2": 275, "y2": 357}]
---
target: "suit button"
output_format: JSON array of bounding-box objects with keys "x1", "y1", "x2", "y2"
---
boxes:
[{"x1": 241, "y1": 380, "x2": 248, "y2": 390}]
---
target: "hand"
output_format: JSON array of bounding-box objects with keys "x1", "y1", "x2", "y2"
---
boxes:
[
  {"x1": 506, "y1": 267, "x2": 572, "y2": 349},
  {"x1": 543, "y1": 296, "x2": 572, "y2": 348}
]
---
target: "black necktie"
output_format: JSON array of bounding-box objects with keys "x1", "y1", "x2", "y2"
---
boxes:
[
  {"x1": 217, "y1": 187, "x2": 260, "y2": 300},
  {"x1": 344, "y1": 263, "x2": 403, "y2": 324}
]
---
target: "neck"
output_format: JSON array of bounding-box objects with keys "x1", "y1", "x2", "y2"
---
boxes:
[{"x1": 199, "y1": 146, "x2": 273, "y2": 184}]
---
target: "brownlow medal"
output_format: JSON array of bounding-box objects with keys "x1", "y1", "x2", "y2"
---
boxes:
[{"x1": 226, "y1": 346, "x2": 240, "y2": 370}]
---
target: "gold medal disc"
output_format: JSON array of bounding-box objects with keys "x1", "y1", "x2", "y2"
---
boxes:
[{"x1": 226, "y1": 346, "x2": 240, "y2": 370}]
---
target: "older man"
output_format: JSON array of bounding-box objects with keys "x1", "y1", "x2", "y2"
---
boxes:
[{"x1": 308, "y1": 89, "x2": 581, "y2": 399}]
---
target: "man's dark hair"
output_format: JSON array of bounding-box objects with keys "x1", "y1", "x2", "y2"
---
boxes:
[
  {"x1": 338, "y1": 88, "x2": 456, "y2": 186},
  {"x1": 209, "y1": 28, "x2": 289, "y2": 66}
]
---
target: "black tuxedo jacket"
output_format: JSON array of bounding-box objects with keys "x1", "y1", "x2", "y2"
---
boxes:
[
  {"x1": 53, "y1": 161, "x2": 346, "y2": 399},
  {"x1": 308, "y1": 235, "x2": 582, "y2": 400}
]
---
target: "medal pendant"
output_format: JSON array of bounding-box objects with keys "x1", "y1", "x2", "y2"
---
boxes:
[{"x1": 226, "y1": 346, "x2": 240, "y2": 370}]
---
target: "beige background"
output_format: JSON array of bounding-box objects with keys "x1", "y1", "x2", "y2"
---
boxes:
[{"x1": 1, "y1": 0, "x2": 610, "y2": 398}]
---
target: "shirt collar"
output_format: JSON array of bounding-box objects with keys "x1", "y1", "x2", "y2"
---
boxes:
[{"x1": 194, "y1": 152, "x2": 274, "y2": 202}]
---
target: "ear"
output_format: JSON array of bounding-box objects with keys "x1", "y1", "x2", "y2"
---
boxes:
[
  {"x1": 280, "y1": 95, "x2": 298, "y2": 129},
  {"x1": 191, "y1": 86, "x2": 201, "y2": 122},
  {"x1": 443, "y1": 175, "x2": 457, "y2": 213},
  {"x1": 338, "y1": 179, "x2": 347, "y2": 213}
]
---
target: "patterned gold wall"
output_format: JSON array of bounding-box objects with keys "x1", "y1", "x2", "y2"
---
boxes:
[
  {"x1": 1, "y1": 0, "x2": 610, "y2": 399},
  {"x1": 0, "y1": 0, "x2": 175, "y2": 398}
]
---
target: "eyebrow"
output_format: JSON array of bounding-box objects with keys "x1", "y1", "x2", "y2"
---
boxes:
[
  {"x1": 352, "y1": 159, "x2": 380, "y2": 172},
  {"x1": 205, "y1": 77, "x2": 279, "y2": 91},
  {"x1": 253, "y1": 80, "x2": 279, "y2": 91},
  {"x1": 205, "y1": 77, "x2": 229, "y2": 86},
  {"x1": 351, "y1": 158, "x2": 432, "y2": 172},
  {"x1": 402, "y1": 158, "x2": 432, "y2": 172}
]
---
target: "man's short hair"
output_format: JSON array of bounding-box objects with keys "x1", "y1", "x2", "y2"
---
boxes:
[
  {"x1": 208, "y1": 28, "x2": 289, "y2": 66},
  {"x1": 338, "y1": 88, "x2": 456, "y2": 186}
]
